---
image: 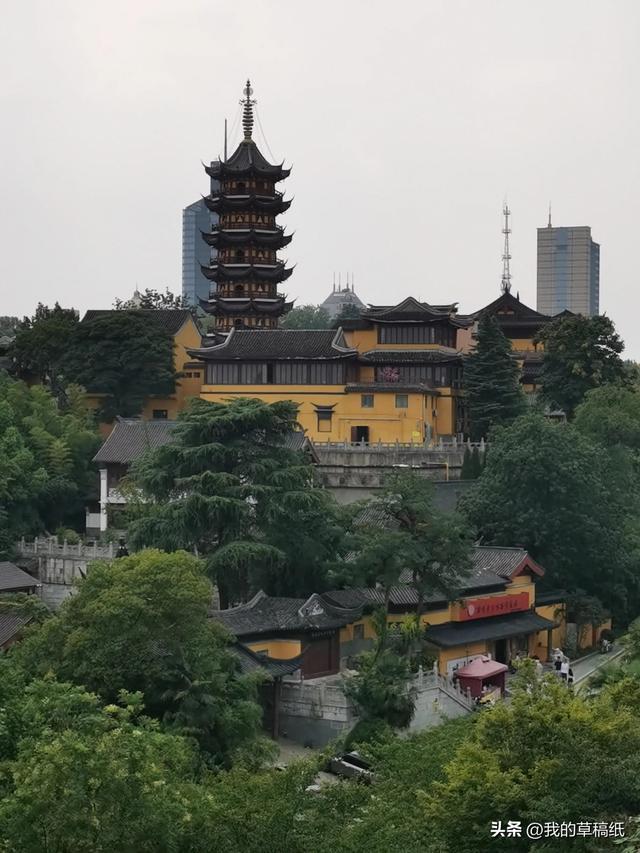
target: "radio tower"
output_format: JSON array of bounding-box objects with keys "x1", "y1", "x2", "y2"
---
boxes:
[{"x1": 501, "y1": 204, "x2": 512, "y2": 294}]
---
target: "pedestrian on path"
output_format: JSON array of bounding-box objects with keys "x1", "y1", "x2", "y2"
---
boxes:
[{"x1": 560, "y1": 659, "x2": 570, "y2": 682}]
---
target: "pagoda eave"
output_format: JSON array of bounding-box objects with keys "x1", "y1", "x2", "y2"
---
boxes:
[
  {"x1": 204, "y1": 194, "x2": 292, "y2": 214},
  {"x1": 198, "y1": 297, "x2": 293, "y2": 317},
  {"x1": 200, "y1": 263, "x2": 294, "y2": 283},
  {"x1": 201, "y1": 228, "x2": 293, "y2": 249},
  {"x1": 205, "y1": 163, "x2": 291, "y2": 182}
]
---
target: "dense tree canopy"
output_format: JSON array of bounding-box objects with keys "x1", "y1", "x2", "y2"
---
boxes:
[
  {"x1": 574, "y1": 385, "x2": 640, "y2": 451},
  {"x1": 0, "y1": 375, "x2": 99, "y2": 546},
  {"x1": 537, "y1": 314, "x2": 627, "y2": 418},
  {"x1": 61, "y1": 310, "x2": 176, "y2": 420},
  {"x1": 460, "y1": 414, "x2": 640, "y2": 620},
  {"x1": 0, "y1": 316, "x2": 18, "y2": 338},
  {"x1": 18, "y1": 549, "x2": 266, "y2": 766},
  {"x1": 463, "y1": 313, "x2": 525, "y2": 440},
  {"x1": 280, "y1": 304, "x2": 332, "y2": 329},
  {"x1": 10, "y1": 303, "x2": 80, "y2": 390},
  {"x1": 128, "y1": 397, "x2": 345, "y2": 603}
]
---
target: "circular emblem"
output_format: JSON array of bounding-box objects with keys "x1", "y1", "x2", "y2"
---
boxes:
[{"x1": 467, "y1": 604, "x2": 476, "y2": 616}]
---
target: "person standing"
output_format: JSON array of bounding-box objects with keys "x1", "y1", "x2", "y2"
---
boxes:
[{"x1": 560, "y1": 658, "x2": 570, "y2": 682}]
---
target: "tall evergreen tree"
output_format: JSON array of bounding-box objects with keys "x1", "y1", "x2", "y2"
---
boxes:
[{"x1": 462, "y1": 314, "x2": 525, "y2": 440}]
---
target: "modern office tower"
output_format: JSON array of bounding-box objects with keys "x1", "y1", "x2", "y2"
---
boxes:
[
  {"x1": 182, "y1": 198, "x2": 216, "y2": 307},
  {"x1": 536, "y1": 222, "x2": 600, "y2": 316}
]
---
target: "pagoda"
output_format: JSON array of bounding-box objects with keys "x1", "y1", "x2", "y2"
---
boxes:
[{"x1": 200, "y1": 81, "x2": 294, "y2": 331}]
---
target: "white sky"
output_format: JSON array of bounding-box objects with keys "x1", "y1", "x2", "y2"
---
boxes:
[{"x1": 1, "y1": 1, "x2": 639, "y2": 353}]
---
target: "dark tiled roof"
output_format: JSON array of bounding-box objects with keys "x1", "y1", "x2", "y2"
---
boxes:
[
  {"x1": 211, "y1": 591, "x2": 362, "y2": 638},
  {"x1": 93, "y1": 418, "x2": 176, "y2": 464},
  {"x1": 360, "y1": 349, "x2": 461, "y2": 364},
  {"x1": 0, "y1": 562, "x2": 40, "y2": 592},
  {"x1": 364, "y1": 297, "x2": 458, "y2": 321},
  {"x1": 521, "y1": 354, "x2": 544, "y2": 382},
  {"x1": 535, "y1": 589, "x2": 567, "y2": 606},
  {"x1": 93, "y1": 419, "x2": 316, "y2": 465},
  {"x1": 189, "y1": 328, "x2": 357, "y2": 361},
  {"x1": 471, "y1": 291, "x2": 550, "y2": 322},
  {"x1": 472, "y1": 546, "x2": 544, "y2": 578},
  {"x1": 425, "y1": 611, "x2": 557, "y2": 648},
  {"x1": 0, "y1": 610, "x2": 33, "y2": 647},
  {"x1": 82, "y1": 309, "x2": 193, "y2": 335},
  {"x1": 230, "y1": 642, "x2": 302, "y2": 677}
]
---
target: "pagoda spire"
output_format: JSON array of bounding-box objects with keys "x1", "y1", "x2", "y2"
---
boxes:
[{"x1": 241, "y1": 79, "x2": 256, "y2": 141}]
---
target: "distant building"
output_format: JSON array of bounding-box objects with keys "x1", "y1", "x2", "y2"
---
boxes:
[
  {"x1": 537, "y1": 223, "x2": 600, "y2": 316},
  {"x1": 321, "y1": 280, "x2": 365, "y2": 320},
  {"x1": 182, "y1": 198, "x2": 215, "y2": 308}
]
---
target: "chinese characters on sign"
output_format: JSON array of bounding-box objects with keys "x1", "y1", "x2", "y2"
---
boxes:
[
  {"x1": 459, "y1": 592, "x2": 529, "y2": 622},
  {"x1": 490, "y1": 821, "x2": 625, "y2": 840}
]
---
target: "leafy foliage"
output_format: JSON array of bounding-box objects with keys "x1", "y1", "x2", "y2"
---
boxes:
[
  {"x1": 537, "y1": 313, "x2": 627, "y2": 418},
  {"x1": 0, "y1": 316, "x2": 18, "y2": 338},
  {"x1": 0, "y1": 375, "x2": 99, "y2": 540},
  {"x1": 17, "y1": 549, "x2": 266, "y2": 767},
  {"x1": 10, "y1": 303, "x2": 80, "y2": 390},
  {"x1": 128, "y1": 397, "x2": 345, "y2": 602},
  {"x1": 280, "y1": 304, "x2": 332, "y2": 329},
  {"x1": 114, "y1": 287, "x2": 186, "y2": 310},
  {"x1": 61, "y1": 311, "x2": 176, "y2": 420},
  {"x1": 574, "y1": 384, "x2": 640, "y2": 450},
  {"x1": 460, "y1": 414, "x2": 639, "y2": 619},
  {"x1": 463, "y1": 313, "x2": 525, "y2": 440}
]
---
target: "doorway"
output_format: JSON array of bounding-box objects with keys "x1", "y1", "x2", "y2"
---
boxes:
[
  {"x1": 351, "y1": 425, "x2": 370, "y2": 444},
  {"x1": 494, "y1": 638, "x2": 508, "y2": 664}
]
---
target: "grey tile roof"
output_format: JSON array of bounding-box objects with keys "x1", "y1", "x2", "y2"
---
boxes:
[
  {"x1": 83, "y1": 309, "x2": 193, "y2": 335},
  {"x1": 0, "y1": 611, "x2": 33, "y2": 648},
  {"x1": 230, "y1": 643, "x2": 303, "y2": 677},
  {"x1": 189, "y1": 328, "x2": 357, "y2": 361},
  {"x1": 424, "y1": 611, "x2": 557, "y2": 648},
  {"x1": 472, "y1": 546, "x2": 542, "y2": 578},
  {"x1": 93, "y1": 418, "x2": 177, "y2": 464},
  {"x1": 211, "y1": 591, "x2": 362, "y2": 638},
  {"x1": 93, "y1": 418, "x2": 316, "y2": 465},
  {"x1": 0, "y1": 562, "x2": 40, "y2": 592}
]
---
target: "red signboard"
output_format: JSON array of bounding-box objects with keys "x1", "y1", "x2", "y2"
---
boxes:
[{"x1": 459, "y1": 592, "x2": 530, "y2": 621}]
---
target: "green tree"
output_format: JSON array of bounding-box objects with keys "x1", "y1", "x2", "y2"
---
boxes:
[
  {"x1": 114, "y1": 287, "x2": 186, "y2": 309},
  {"x1": 280, "y1": 304, "x2": 332, "y2": 329},
  {"x1": 0, "y1": 316, "x2": 18, "y2": 338},
  {"x1": 537, "y1": 313, "x2": 627, "y2": 418},
  {"x1": 18, "y1": 550, "x2": 265, "y2": 766},
  {"x1": 462, "y1": 313, "x2": 525, "y2": 440},
  {"x1": 0, "y1": 375, "x2": 100, "y2": 533},
  {"x1": 423, "y1": 676, "x2": 640, "y2": 852},
  {"x1": 460, "y1": 414, "x2": 637, "y2": 617},
  {"x1": 61, "y1": 311, "x2": 176, "y2": 420},
  {"x1": 128, "y1": 397, "x2": 344, "y2": 603},
  {"x1": 334, "y1": 302, "x2": 362, "y2": 324},
  {"x1": 574, "y1": 384, "x2": 640, "y2": 450},
  {"x1": 344, "y1": 613, "x2": 416, "y2": 730},
  {"x1": 10, "y1": 303, "x2": 79, "y2": 390}
]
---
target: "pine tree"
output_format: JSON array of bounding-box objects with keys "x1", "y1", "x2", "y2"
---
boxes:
[{"x1": 463, "y1": 314, "x2": 525, "y2": 440}]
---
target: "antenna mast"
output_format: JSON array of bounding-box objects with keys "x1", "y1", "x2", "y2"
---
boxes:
[
  {"x1": 501, "y1": 204, "x2": 512, "y2": 294},
  {"x1": 224, "y1": 118, "x2": 228, "y2": 162}
]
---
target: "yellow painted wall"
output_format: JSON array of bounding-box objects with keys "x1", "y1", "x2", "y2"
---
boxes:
[
  {"x1": 246, "y1": 639, "x2": 302, "y2": 659},
  {"x1": 437, "y1": 641, "x2": 489, "y2": 675},
  {"x1": 199, "y1": 384, "x2": 460, "y2": 443}
]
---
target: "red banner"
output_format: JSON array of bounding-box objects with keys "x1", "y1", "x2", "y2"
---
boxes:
[{"x1": 459, "y1": 592, "x2": 530, "y2": 621}]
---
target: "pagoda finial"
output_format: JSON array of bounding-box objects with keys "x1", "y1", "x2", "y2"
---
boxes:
[
  {"x1": 501, "y1": 203, "x2": 512, "y2": 294},
  {"x1": 241, "y1": 79, "x2": 256, "y2": 141}
]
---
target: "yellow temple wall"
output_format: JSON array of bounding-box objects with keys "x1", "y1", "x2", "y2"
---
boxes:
[
  {"x1": 246, "y1": 639, "x2": 302, "y2": 659},
  {"x1": 198, "y1": 384, "x2": 459, "y2": 442}
]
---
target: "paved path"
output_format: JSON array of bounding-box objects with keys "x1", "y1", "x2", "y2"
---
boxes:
[{"x1": 572, "y1": 645, "x2": 624, "y2": 685}]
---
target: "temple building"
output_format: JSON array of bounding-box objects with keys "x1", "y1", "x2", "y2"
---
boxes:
[
  {"x1": 190, "y1": 296, "x2": 469, "y2": 443},
  {"x1": 199, "y1": 81, "x2": 293, "y2": 330}
]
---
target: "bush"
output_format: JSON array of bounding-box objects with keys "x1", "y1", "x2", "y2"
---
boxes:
[{"x1": 343, "y1": 718, "x2": 394, "y2": 751}]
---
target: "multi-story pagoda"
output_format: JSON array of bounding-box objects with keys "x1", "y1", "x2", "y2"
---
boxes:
[{"x1": 200, "y1": 81, "x2": 293, "y2": 331}]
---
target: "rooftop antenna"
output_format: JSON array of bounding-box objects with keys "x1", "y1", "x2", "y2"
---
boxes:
[
  {"x1": 241, "y1": 79, "x2": 256, "y2": 141},
  {"x1": 224, "y1": 118, "x2": 228, "y2": 162},
  {"x1": 338, "y1": 272, "x2": 341, "y2": 289},
  {"x1": 333, "y1": 272, "x2": 336, "y2": 293},
  {"x1": 547, "y1": 202, "x2": 552, "y2": 228},
  {"x1": 501, "y1": 203, "x2": 512, "y2": 294},
  {"x1": 346, "y1": 272, "x2": 350, "y2": 290}
]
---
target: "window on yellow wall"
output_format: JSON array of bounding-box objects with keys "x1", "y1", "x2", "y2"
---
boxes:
[
  {"x1": 395, "y1": 394, "x2": 409, "y2": 409},
  {"x1": 316, "y1": 406, "x2": 333, "y2": 432},
  {"x1": 353, "y1": 623, "x2": 365, "y2": 641},
  {"x1": 361, "y1": 394, "x2": 374, "y2": 408}
]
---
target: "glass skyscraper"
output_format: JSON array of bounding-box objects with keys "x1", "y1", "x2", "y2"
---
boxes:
[
  {"x1": 181, "y1": 183, "x2": 218, "y2": 307},
  {"x1": 536, "y1": 225, "x2": 600, "y2": 316}
]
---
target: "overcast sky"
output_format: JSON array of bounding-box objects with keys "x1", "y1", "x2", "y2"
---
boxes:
[{"x1": 1, "y1": 1, "x2": 639, "y2": 353}]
